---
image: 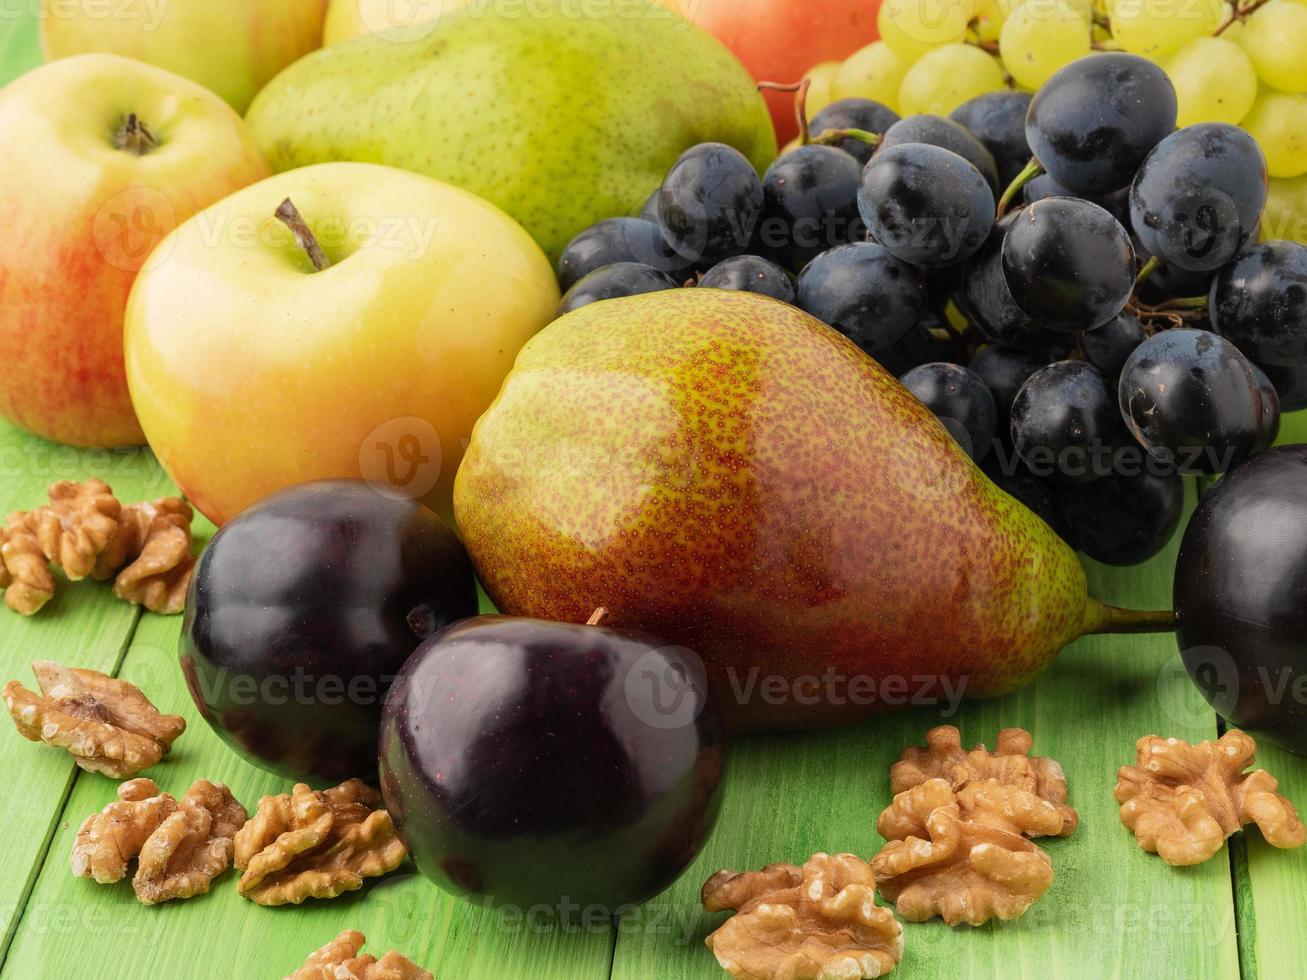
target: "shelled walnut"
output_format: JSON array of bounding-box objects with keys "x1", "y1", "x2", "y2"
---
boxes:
[
  {"x1": 112, "y1": 497, "x2": 197, "y2": 615},
  {"x1": 72, "y1": 777, "x2": 245, "y2": 904},
  {"x1": 25, "y1": 479, "x2": 122, "y2": 581},
  {"x1": 871, "y1": 779, "x2": 1054, "y2": 926},
  {"x1": 287, "y1": 930, "x2": 433, "y2": 980},
  {"x1": 134, "y1": 779, "x2": 247, "y2": 904},
  {"x1": 887, "y1": 725, "x2": 1077, "y2": 837},
  {"x1": 234, "y1": 780, "x2": 407, "y2": 906},
  {"x1": 701, "y1": 852, "x2": 904, "y2": 980},
  {"x1": 2, "y1": 513, "x2": 54, "y2": 615},
  {"x1": 72, "y1": 778, "x2": 178, "y2": 883},
  {"x1": 4, "y1": 661, "x2": 185, "y2": 777},
  {"x1": 1115, "y1": 730, "x2": 1307, "y2": 866}
]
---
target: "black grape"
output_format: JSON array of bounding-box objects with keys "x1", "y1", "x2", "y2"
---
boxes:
[
  {"x1": 1082, "y1": 311, "x2": 1146, "y2": 377},
  {"x1": 859, "y1": 143, "x2": 995, "y2": 268},
  {"x1": 969, "y1": 345, "x2": 1057, "y2": 429},
  {"x1": 878, "y1": 114, "x2": 1000, "y2": 192},
  {"x1": 796, "y1": 242, "x2": 925, "y2": 354},
  {"x1": 699, "y1": 255, "x2": 795, "y2": 304},
  {"x1": 1118, "y1": 328, "x2": 1270, "y2": 474},
  {"x1": 1258, "y1": 361, "x2": 1307, "y2": 413},
  {"x1": 900, "y1": 362, "x2": 999, "y2": 461},
  {"x1": 950, "y1": 91, "x2": 1033, "y2": 188},
  {"x1": 656, "y1": 142, "x2": 764, "y2": 265},
  {"x1": 1130, "y1": 123, "x2": 1268, "y2": 273},
  {"x1": 761, "y1": 145, "x2": 863, "y2": 272},
  {"x1": 957, "y1": 216, "x2": 1074, "y2": 352},
  {"x1": 1001, "y1": 197, "x2": 1135, "y2": 332},
  {"x1": 1209, "y1": 241, "x2": 1307, "y2": 366},
  {"x1": 810, "y1": 98, "x2": 900, "y2": 166},
  {"x1": 557, "y1": 218, "x2": 693, "y2": 292},
  {"x1": 1250, "y1": 363, "x2": 1283, "y2": 452},
  {"x1": 556, "y1": 263, "x2": 678, "y2": 317},
  {"x1": 875, "y1": 320, "x2": 968, "y2": 376},
  {"x1": 1025, "y1": 174, "x2": 1130, "y2": 228},
  {"x1": 1026, "y1": 53, "x2": 1177, "y2": 195},
  {"x1": 1011, "y1": 360, "x2": 1123, "y2": 483},
  {"x1": 1055, "y1": 468, "x2": 1185, "y2": 566}
]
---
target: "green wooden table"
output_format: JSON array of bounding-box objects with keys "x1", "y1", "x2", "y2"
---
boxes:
[{"x1": 2, "y1": 14, "x2": 1306, "y2": 980}]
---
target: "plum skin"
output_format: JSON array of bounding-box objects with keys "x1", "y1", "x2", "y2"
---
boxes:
[
  {"x1": 179, "y1": 480, "x2": 478, "y2": 785},
  {"x1": 379, "y1": 616, "x2": 727, "y2": 912}
]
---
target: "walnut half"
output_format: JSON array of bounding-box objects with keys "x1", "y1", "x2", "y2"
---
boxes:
[
  {"x1": 287, "y1": 930, "x2": 433, "y2": 980},
  {"x1": 234, "y1": 780, "x2": 407, "y2": 906},
  {"x1": 887, "y1": 726, "x2": 1077, "y2": 837},
  {"x1": 1115, "y1": 730, "x2": 1307, "y2": 866},
  {"x1": 4, "y1": 661, "x2": 185, "y2": 778},
  {"x1": 871, "y1": 779, "x2": 1054, "y2": 926},
  {"x1": 701, "y1": 852, "x2": 904, "y2": 980}
]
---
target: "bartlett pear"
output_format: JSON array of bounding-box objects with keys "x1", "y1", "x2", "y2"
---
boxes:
[
  {"x1": 454, "y1": 290, "x2": 1173, "y2": 732},
  {"x1": 246, "y1": 1, "x2": 776, "y2": 261}
]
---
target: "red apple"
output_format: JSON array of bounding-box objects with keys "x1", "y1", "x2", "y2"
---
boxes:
[
  {"x1": 661, "y1": 0, "x2": 881, "y2": 144},
  {"x1": 0, "y1": 54, "x2": 269, "y2": 447}
]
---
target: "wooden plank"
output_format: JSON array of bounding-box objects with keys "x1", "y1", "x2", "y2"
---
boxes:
[
  {"x1": 3, "y1": 511, "x2": 615, "y2": 980},
  {"x1": 610, "y1": 484, "x2": 1243, "y2": 980},
  {"x1": 0, "y1": 421, "x2": 180, "y2": 960}
]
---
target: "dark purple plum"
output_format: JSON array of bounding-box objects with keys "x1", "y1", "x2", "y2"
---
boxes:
[
  {"x1": 1175, "y1": 447, "x2": 1307, "y2": 754},
  {"x1": 379, "y1": 615, "x2": 726, "y2": 911},
  {"x1": 180, "y1": 481, "x2": 478, "y2": 784}
]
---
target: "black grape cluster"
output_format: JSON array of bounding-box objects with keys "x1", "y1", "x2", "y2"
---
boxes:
[{"x1": 552, "y1": 52, "x2": 1306, "y2": 569}]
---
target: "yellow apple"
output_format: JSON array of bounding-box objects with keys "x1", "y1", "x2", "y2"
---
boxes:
[
  {"x1": 40, "y1": 0, "x2": 329, "y2": 113},
  {"x1": 124, "y1": 162, "x2": 559, "y2": 526},
  {"x1": 0, "y1": 54, "x2": 269, "y2": 448},
  {"x1": 323, "y1": 0, "x2": 472, "y2": 45}
]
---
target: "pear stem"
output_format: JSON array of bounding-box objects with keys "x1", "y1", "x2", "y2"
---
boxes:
[
  {"x1": 274, "y1": 198, "x2": 331, "y2": 272},
  {"x1": 1080, "y1": 598, "x2": 1176, "y2": 636},
  {"x1": 587, "y1": 607, "x2": 609, "y2": 626},
  {"x1": 114, "y1": 113, "x2": 158, "y2": 156}
]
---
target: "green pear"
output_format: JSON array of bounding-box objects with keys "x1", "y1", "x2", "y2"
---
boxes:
[
  {"x1": 453, "y1": 289, "x2": 1174, "y2": 732},
  {"x1": 245, "y1": 2, "x2": 776, "y2": 262}
]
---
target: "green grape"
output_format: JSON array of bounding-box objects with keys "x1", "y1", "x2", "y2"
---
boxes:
[
  {"x1": 1166, "y1": 36, "x2": 1258, "y2": 126},
  {"x1": 1000, "y1": 1, "x2": 1092, "y2": 91},
  {"x1": 803, "y1": 61, "x2": 843, "y2": 118},
  {"x1": 898, "y1": 43, "x2": 1006, "y2": 115},
  {"x1": 1239, "y1": 1, "x2": 1307, "y2": 94},
  {"x1": 832, "y1": 41, "x2": 911, "y2": 111},
  {"x1": 971, "y1": 0, "x2": 1023, "y2": 43},
  {"x1": 877, "y1": 0, "x2": 972, "y2": 61},
  {"x1": 1109, "y1": 0, "x2": 1223, "y2": 62},
  {"x1": 1262, "y1": 175, "x2": 1307, "y2": 244},
  {"x1": 1242, "y1": 91, "x2": 1307, "y2": 178}
]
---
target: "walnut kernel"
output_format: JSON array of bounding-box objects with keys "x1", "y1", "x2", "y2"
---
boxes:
[
  {"x1": 111, "y1": 497, "x2": 196, "y2": 615},
  {"x1": 887, "y1": 726, "x2": 1077, "y2": 837},
  {"x1": 287, "y1": 930, "x2": 433, "y2": 980},
  {"x1": 2, "y1": 513, "x2": 54, "y2": 615},
  {"x1": 133, "y1": 779, "x2": 247, "y2": 904},
  {"x1": 25, "y1": 479, "x2": 123, "y2": 582},
  {"x1": 235, "y1": 780, "x2": 407, "y2": 906},
  {"x1": 872, "y1": 779, "x2": 1054, "y2": 926},
  {"x1": 702, "y1": 852, "x2": 904, "y2": 980},
  {"x1": 72, "y1": 778, "x2": 178, "y2": 883},
  {"x1": 1115, "y1": 730, "x2": 1307, "y2": 866},
  {"x1": 4, "y1": 661, "x2": 185, "y2": 777}
]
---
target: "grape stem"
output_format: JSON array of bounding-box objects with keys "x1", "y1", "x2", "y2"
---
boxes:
[
  {"x1": 1134, "y1": 255, "x2": 1163, "y2": 287},
  {"x1": 758, "y1": 79, "x2": 813, "y2": 145},
  {"x1": 810, "y1": 127, "x2": 881, "y2": 149},
  {"x1": 996, "y1": 158, "x2": 1044, "y2": 218},
  {"x1": 274, "y1": 199, "x2": 331, "y2": 272},
  {"x1": 1216, "y1": 0, "x2": 1271, "y2": 35}
]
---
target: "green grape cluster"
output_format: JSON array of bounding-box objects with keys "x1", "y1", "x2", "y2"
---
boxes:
[{"x1": 796, "y1": 0, "x2": 1307, "y2": 242}]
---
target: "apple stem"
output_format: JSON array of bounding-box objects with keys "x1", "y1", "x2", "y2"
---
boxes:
[
  {"x1": 275, "y1": 199, "x2": 332, "y2": 272},
  {"x1": 1080, "y1": 598, "x2": 1176, "y2": 636},
  {"x1": 758, "y1": 78, "x2": 813, "y2": 145},
  {"x1": 114, "y1": 113, "x2": 158, "y2": 156},
  {"x1": 587, "y1": 607, "x2": 609, "y2": 626}
]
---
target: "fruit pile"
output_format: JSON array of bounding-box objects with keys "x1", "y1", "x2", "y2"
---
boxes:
[
  {"x1": 556, "y1": 50, "x2": 1305, "y2": 569},
  {"x1": 802, "y1": 0, "x2": 1307, "y2": 240}
]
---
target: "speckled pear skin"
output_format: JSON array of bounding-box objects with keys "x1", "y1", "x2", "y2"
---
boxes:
[
  {"x1": 245, "y1": 2, "x2": 776, "y2": 262},
  {"x1": 453, "y1": 290, "x2": 1093, "y2": 732}
]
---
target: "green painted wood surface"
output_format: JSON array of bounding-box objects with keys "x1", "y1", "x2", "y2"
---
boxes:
[{"x1": 2, "y1": 11, "x2": 1307, "y2": 979}]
